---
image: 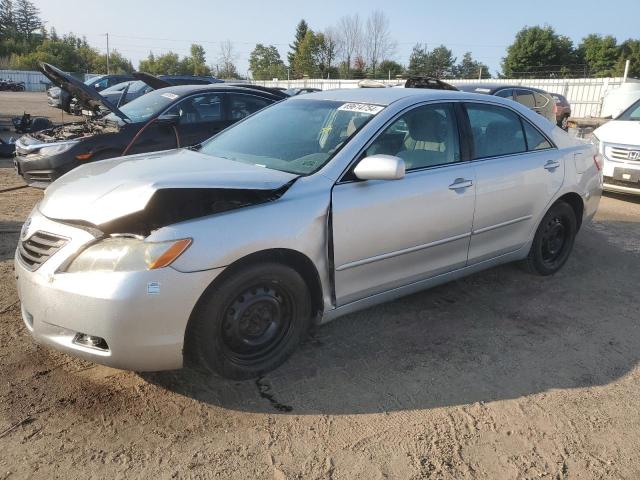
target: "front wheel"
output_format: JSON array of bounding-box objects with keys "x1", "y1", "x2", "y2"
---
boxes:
[
  {"x1": 188, "y1": 262, "x2": 312, "y2": 379},
  {"x1": 524, "y1": 201, "x2": 577, "y2": 276}
]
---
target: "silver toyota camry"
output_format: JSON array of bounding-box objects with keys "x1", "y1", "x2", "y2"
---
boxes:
[{"x1": 15, "y1": 88, "x2": 602, "y2": 379}]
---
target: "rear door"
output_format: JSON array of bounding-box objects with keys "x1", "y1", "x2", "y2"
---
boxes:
[
  {"x1": 464, "y1": 102, "x2": 564, "y2": 263},
  {"x1": 331, "y1": 102, "x2": 476, "y2": 305}
]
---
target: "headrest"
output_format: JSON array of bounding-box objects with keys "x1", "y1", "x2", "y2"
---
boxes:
[{"x1": 406, "y1": 109, "x2": 446, "y2": 142}]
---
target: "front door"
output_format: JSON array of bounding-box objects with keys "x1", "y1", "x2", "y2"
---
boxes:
[
  {"x1": 463, "y1": 102, "x2": 565, "y2": 264},
  {"x1": 331, "y1": 102, "x2": 476, "y2": 305},
  {"x1": 166, "y1": 93, "x2": 227, "y2": 146}
]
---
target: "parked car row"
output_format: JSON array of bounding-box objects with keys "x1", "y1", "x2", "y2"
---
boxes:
[
  {"x1": 15, "y1": 63, "x2": 287, "y2": 187},
  {"x1": 14, "y1": 67, "x2": 602, "y2": 379}
]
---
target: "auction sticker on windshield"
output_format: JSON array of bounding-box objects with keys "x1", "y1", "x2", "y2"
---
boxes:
[{"x1": 338, "y1": 103, "x2": 384, "y2": 114}]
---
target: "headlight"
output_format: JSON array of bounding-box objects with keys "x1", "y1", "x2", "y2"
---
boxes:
[
  {"x1": 39, "y1": 141, "x2": 79, "y2": 157},
  {"x1": 66, "y1": 237, "x2": 191, "y2": 273}
]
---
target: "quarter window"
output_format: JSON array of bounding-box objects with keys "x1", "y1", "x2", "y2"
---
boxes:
[
  {"x1": 365, "y1": 103, "x2": 460, "y2": 170},
  {"x1": 522, "y1": 120, "x2": 552, "y2": 150},
  {"x1": 466, "y1": 103, "x2": 526, "y2": 158}
]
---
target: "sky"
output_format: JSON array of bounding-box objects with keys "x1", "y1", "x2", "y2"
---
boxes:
[{"x1": 34, "y1": 0, "x2": 639, "y2": 77}]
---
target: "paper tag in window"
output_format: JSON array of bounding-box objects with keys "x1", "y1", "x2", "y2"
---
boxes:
[
  {"x1": 161, "y1": 93, "x2": 179, "y2": 100},
  {"x1": 338, "y1": 103, "x2": 384, "y2": 115}
]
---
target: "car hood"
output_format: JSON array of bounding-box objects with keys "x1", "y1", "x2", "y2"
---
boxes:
[
  {"x1": 39, "y1": 149, "x2": 298, "y2": 226},
  {"x1": 594, "y1": 120, "x2": 640, "y2": 146},
  {"x1": 38, "y1": 63, "x2": 129, "y2": 123},
  {"x1": 132, "y1": 71, "x2": 172, "y2": 89}
]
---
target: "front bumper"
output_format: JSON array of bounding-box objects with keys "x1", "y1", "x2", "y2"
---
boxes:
[
  {"x1": 602, "y1": 156, "x2": 640, "y2": 195},
  {"x1": 15, "y1": 209, "x2": 222, "y2": 371},
  {"x1": 15, "y1": 151, "x2": 67, "y2": 188}
]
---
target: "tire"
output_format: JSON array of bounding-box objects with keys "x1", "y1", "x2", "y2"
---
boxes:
[
  {"x1": 188, "y1": 262, "x2": 312, "y2": 380},
  {"x1": 524, "y1": 201, "x2": 577, "y2": 276}
]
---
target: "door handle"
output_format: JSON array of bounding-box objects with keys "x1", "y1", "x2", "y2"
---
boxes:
[
  {"x1": 448, "y1": 178, "x2": 473, "y2": 190},
  {"x1": 544, "y1": 160, "x2": 561, "y2": 171}
]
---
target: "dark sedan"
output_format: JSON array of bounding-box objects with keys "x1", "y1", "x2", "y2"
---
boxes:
[
  {"x1": 16, "y1": 64, "x2": 286, "y2": 187},
  {"x1": 457, "y1": 83, "x2": 556, "y2": 124}
]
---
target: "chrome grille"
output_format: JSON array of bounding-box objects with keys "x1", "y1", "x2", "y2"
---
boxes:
[
  {"x1": 607, "y1": 145, "x2": 640, "y2": 162},
  {"x1": 18, "y1": 231, "x2": 68, "y2": 271}
]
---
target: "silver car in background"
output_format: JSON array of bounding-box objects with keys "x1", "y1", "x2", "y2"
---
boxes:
[{"x1": 15, "y1": 88, "x2": 602, "y2": 379}]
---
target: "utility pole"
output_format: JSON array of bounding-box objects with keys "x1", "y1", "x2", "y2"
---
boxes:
[
  {"x1": 623, "y1": 59, "x2": 630, "y2": 83},
  {"x1": 478, "y1": 66, "x2": 482, "y2": 80},
  {"x1": 105, "y1": 33, "x2": 110, "y2": 74}
]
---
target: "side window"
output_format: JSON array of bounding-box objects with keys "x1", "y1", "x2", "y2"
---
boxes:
[
  {"x1": 495, "y1": 88, "x2": 514, "y2": 100},
  {"x1": 522, "y1": 120, "x2": 552, "y2": 150},
  {"x1": 515, "y1": 89, "x2": 536, "y2": 108},
  {"x1": 166, "y1": 94, "x2": 222, "y2": 124},
  {"x1": 229, "y1": 94, "x2": 272, "y2": 121},
  {"x1": 466, "y1": 103, "x2": 526, "y2": 159},
  {"x1": 365, "y1": 103, "x2": 460, "y2": 170}
]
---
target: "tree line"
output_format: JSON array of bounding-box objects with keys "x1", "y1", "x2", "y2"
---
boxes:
[{"x1": 1, "y1": 2, "x2": 639, "y2": 80}]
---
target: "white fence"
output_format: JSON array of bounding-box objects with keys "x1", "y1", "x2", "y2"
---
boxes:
[{"x1": 254, "y1": 77, "x2": 640, "y2": 118}]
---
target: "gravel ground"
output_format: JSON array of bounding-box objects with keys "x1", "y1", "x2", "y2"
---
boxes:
[{"x1": 1, "y1": 92, "x2": 640, "y2": 479}]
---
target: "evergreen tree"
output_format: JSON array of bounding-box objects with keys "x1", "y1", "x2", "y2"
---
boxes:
[
  {"x1": 14, "y1": 0, "x2": 42, "y2": 41},
  {"x1": 288, "y1": 19, "x2": 308, "y2": 72}
]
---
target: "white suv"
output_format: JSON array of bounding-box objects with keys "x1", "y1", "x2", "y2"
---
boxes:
[{"x1": 593, "y1": 98, "x2": 640, "y2": 195}]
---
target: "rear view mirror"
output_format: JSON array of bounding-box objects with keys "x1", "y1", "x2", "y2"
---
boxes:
[
  {"x1": 354, "y1": 155, "x2": 405, "y2": 181},
  {"x1": 156, "y1": 114, "x2": 179, "y2": 126}
]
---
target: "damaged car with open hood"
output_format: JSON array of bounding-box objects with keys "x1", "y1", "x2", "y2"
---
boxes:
[
  {"x1": 14, "y1": 63, "x2": 286, "y2": 187},
  {"x1": 15, "y1": 88, "x2": 601, "y2": 379}
]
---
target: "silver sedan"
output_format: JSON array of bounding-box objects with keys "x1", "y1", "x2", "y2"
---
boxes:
[{"x1": 15, "y1": 88, "x2": 602, "y2": 379}]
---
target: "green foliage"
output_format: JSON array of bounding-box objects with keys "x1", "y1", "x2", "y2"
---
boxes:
[
  {"x1": 288, "y1": 19, "x2": 308, "y2": 69},
  {"x1": 616, "y1": 39, "x2": 640, "y2": 78},
  {"x1": 249, "y1": 43, "x2": 286, "y2": 80},
  {"x1": 502, "y1": 26, "x2": 578, "y2": 78},
  {"x1": 377, "y1": 59, "x2": 404, "y2": 78},
  {"x1": 453, "y1": 52, "x2": 491, "y2": 79},
  {"x1": 407, "y1": 43, "x2": 457, "y2": 78},
  {"x1": 291, "y1": 30, "x2": 322, "y2": 78},
  {"x1": 137, "y1": 45, "x2": 211, "y2": 76},
  {"x1": 577, "y1": 34, "x2": 619, "y2": 77}
]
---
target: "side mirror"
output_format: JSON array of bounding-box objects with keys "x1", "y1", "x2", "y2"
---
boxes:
[
  {"x1": 353, "y1": 154, "x2": 405, "y2": 181},
  {"x1": 156, "y1": 114, "x2": 179, "y2": 126}
]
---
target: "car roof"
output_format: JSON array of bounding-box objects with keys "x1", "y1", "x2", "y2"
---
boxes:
[
  {"x1": 288, "y1": 87, "x2": 482, "y2": 106},
  {"x1": 457, "y1": 83, "x2": 549, "y2": 95},
  {"x1": 151, "y1": 83, "x2": 287, "y2": 98}
]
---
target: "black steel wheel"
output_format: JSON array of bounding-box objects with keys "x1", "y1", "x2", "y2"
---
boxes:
[
  {"x1": 188, "y1": 262, "x2": 312, "y2": 379},
  {"x1": 524, "y1": 201, "x2": 577, "y2": 275}
]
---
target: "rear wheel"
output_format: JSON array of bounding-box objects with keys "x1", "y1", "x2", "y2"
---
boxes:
[
  {"x1": 188, "y1": 262, "x2": 312, "y2": 380},
  {"x1": 524, "y1": 201, "x2": 577, "y2": 275}
]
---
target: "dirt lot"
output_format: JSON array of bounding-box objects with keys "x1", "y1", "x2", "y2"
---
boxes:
[{"x1": 2, "y1": 92, "x2": 640, "y2": 479}]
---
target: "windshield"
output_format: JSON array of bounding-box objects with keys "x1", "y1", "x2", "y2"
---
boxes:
[
  {"x1": 200, "y1": 99, "x2": 383, "y2": 175},
  {"x1": 84, "y1": 75, "x2": 104, "y2": 86},
  {"x1": 617, "y1": 99, "x2": 640, "y2": 121},
  {"x1": 104, "y1": 89, "x2": 179, "y2": 123}
]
